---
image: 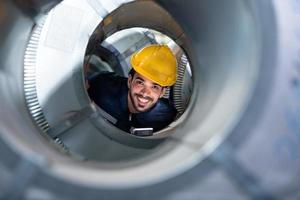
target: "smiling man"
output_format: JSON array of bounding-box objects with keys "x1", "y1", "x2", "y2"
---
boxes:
[{"x1": 88, "y1": 44, "x2": 177, "y2": 135}]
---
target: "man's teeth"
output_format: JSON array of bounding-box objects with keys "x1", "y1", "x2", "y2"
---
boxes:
[{"x1": 138, "y1": 97, "x2": 149, "y2": 103}]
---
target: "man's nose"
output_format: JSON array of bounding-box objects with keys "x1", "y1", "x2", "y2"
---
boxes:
[{"x1": 140, "y1": 86, "x2": 151, "y2": 96}]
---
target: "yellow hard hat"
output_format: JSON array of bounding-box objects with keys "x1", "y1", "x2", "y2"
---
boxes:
[{"x1": 130, "y1": 44, "x2": 177, "y2": 87}]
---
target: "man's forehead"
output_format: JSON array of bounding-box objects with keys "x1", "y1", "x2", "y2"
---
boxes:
[{"x1": 133, "y1": 72, "x2": 162, "y2": 86}]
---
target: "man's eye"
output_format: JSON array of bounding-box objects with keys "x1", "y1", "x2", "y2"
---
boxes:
[
  {"x1": 136, "y1": 80, "x2": 143, "y2": 85},
  {"x1": 152, "y1": 85, "x2": 161, "y2": 91}
]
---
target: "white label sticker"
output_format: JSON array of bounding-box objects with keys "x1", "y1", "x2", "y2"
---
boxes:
[{"x1": 45, "y1": 5, "x2": 84, "y2": 52}]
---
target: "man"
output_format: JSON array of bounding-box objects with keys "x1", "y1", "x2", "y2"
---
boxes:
[{"x1": 88, "y1": 44, "x2": 177, "y2": 135}]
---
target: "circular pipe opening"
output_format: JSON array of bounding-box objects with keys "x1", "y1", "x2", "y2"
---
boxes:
[
  {"x1": 0, "y1": 0, "x2": 269, "y2": 189},
  {"x1": 84, "y1": 27, "x2": 193, "y2": 137}
]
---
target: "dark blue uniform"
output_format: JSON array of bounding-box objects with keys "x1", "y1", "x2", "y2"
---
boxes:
[{"x1": 88, "y1": 72, "x2": 177, "y2": 133}]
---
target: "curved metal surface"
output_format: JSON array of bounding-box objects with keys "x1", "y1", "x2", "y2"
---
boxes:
[
  {"x1": 27, "y1": 0, "x2": 260, "y2": 189},
  {"x1": 0, "y1": 0, "x2": 300, "y2": 199},
  {"x1": 24, "y1": 15, "x2": 50, "y2": 133}
]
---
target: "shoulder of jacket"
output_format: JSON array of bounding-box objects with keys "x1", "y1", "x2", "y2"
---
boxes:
[{"x1": 155, "y1": 98, "x2": 177, "y2": 113}]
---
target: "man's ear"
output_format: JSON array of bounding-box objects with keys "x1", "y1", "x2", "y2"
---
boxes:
[
  {"x1": 160, "y1": 87, "x2": 167, "y2": 98},
  {"x1": 128, "y1": 74, "x2": 132, "y2": 88}
]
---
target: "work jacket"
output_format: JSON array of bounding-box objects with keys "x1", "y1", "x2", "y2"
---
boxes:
[{"x1": 87, "y1": 72, "x2": 177, "y2": 134}]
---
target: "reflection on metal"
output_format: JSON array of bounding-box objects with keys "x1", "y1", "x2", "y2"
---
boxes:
[
  {"x1": 24, "y1": 16, "x2": 50, "y2": 133},
  {"x1": 48, "y1": 104, "x2": 97, "y2": 138}
]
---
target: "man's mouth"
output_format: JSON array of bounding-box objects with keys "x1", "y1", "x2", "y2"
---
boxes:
[
  {"x1": 135, "y1": 94, "x2": 153, "y2": 107},
  {"x1": 137, "y1": 96, "x2": 150, "y2": 104}
]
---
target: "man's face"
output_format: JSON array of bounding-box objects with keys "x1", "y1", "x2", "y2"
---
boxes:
[{"x1": 127, "y1": 72, "x2": 165, "y2": 113}]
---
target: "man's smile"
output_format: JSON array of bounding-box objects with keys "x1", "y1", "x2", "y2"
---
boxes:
[
  {"x1": 137, "y1": 96, "x2": 150, "y2": 103},
  {"x1": 135, "y1": 94, "x2": 153, "y2": 107}
]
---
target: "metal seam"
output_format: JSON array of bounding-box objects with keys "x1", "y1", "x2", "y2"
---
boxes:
[
  {"x1": 23, "y1": 16, "x2": 50, "y2": 134},
  {"x1": 173, "y1": 54, "x2": 188, "y2": 114}
]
